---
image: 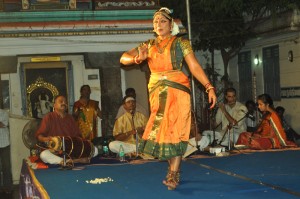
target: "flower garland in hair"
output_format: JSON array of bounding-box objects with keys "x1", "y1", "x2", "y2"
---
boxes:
[{"x1": 171, "y1": 20, "x2": 180, "y2": 36}]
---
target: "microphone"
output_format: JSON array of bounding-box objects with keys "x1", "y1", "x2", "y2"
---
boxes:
[
  {"x1": 247, "y1": 114, "x2": 255, "y2": 121},
  {"x1": 130, "y1": 109, "x2": 135, "y2": 116},
  {"x1": 241, "y1": 110, "x2": 255, "y2": 121}
]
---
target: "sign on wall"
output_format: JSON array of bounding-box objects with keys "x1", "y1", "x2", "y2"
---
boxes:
[{"x1": 281, "y1": 87, "x2": 300, "y2": 98}]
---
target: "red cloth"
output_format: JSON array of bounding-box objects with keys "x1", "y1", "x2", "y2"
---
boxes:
[
  {"x1": 26, "y1": 156, "x2": 48, "y2": 169},
  {"x1": 236, "y1": 132, "x2": 274, "y2": 150},
  {"x1": 35, "y1": 111, "x2": 82, "y2": 138}
]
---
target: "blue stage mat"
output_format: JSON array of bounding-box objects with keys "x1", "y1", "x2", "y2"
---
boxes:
[
  {"x1": 183, "y1": 150, "x2": 300, "y2": 199},
  {"x1": 30, "y1": 150, "x2": 300, "y2": 199}
]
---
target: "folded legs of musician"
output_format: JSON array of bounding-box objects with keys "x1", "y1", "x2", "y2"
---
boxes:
[{"x1": 39, "y1": 145, "x2": 99, "y2": 167}]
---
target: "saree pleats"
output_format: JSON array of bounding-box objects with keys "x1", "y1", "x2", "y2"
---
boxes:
[{"x1": 140, "y1": 71, "x2": 191, "y2": 160}]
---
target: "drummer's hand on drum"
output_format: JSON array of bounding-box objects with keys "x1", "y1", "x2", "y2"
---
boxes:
[
  {"x1": 43, "y1": 136, "x2": 52, "y2": 143},
  {"x1": 37, "y1": 135, "x2": 52, "y2": 143}
]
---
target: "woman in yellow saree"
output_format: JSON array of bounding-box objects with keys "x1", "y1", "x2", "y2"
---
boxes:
[{"x1": 73, "y1": 85, "x2": 102, "y2": 140}]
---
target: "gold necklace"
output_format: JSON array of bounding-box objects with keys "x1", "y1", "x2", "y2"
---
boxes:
[{"x1": 155, "y1": 36, "x2": 172, "y2": 54}]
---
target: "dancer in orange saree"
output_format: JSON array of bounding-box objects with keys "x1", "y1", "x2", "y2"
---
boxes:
[
  {"x1": 120, "y1": 7, "x2": 217, "y2": 190},
  {"x1": 236, "y1": 94, "x2": 296, "y2": 149}
]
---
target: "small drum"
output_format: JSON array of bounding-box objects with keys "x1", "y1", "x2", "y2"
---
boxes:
[{"x1": 48, "y1": 136, "x2": 94, "y2": 159}]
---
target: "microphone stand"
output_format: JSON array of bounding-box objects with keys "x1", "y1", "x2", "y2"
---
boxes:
[
  {"x1": 218, "y1": 112, "x2": 249, "y2": 150},
  {"x1": 209, "y1": 107, "x2": 220, "y2": 147},
  {"x1": 59, "y1": 136, "x2": 71, "y2": 170},
  {"x1": 62, "y1": 136, "x2": 66, "y2": 167},
  {"x1": 131, "y1": 111, "x2": 138, "y2": 159},
  {"x1": 210, "y1": 122, "x2": 222, "y2": 147}
]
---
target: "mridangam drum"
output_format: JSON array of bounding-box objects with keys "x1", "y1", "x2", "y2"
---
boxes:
[{"x1": 48, "y1": 136, "x2": 94, "y2": 159}]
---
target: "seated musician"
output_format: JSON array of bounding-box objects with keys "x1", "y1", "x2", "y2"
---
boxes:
[
  {"x1": 245, "y1": 100, "x2": 258, "y2": 133},
  {"x1": 275, "y1": 106, "x2": 300, "y2": 144},
  {"x1": 236, "y1": 94, "x2": 297, "y2": 149},
  {"x1": 202, "y1": 87, "x2": 248, "y2": 146},
  {"x1": 115, "y1": 87, "x2": 148, "y2": 120},
  {"x1": 109, "y1": 95, "x2": 148, "y2": 158},
  {"x1": 35, "y1": 95, "x2": 98, "y2": 166}
]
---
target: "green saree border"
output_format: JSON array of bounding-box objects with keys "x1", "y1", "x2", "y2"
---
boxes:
[{"x1": 139, "y1": 139, "x2": 188, "y2": 160}]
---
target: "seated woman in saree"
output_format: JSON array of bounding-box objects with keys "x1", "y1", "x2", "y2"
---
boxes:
[{"x1": 236, "y1": 94, "x2": 297, "y2": 150}]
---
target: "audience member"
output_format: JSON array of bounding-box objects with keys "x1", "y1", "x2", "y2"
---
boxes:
[
  {"x1": 245, "y1": 100, "x2": 259, "y2": 133},
  {"x1": 236, "y1": 94, "x2": 297, "y2": 149},
  {"x1": 36, "y1": 95, "x2": 98, "y2": 166},
  {"x1": 275, "y1": 106, "x2": 300, "y2": 144},
  {"x1": 109, "y1": 95, "x2": 148, "y2": 157},
  {"x1": 203, "y1": 87, "x2": 248, "y2": 146},
  {"x1": 115, "y1": 87, "x2": 148, "y2": 119},
  {"x1": 0, "y1": 109, "x2": 12, "y2": 197},
  {"x1": 73, "y1": 85, "x2": 102, "y2": 141}
]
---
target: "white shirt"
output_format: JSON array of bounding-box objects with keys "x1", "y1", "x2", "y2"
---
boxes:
[
  {"x1": 215, "y1": 101, "x2": 247, "y2": 135},
  {"x1": 0, "y1": 109, "x2": 10, "y2": 148}
]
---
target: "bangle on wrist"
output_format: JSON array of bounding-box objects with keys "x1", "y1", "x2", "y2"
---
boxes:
[
  {"x1": 134, "y1": 55, "x2": 142, "y2": 64},
  {"x1": 205, "y1": 86, "x2": 215, "y2": 93},
  {"x1": 204, "y1": 82, "x2": 211, "y2": 89}
]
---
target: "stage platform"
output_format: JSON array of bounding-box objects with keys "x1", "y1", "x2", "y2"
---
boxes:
[{"x1": 19, "y1": 149, "x2": 300, "y2": 199}]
